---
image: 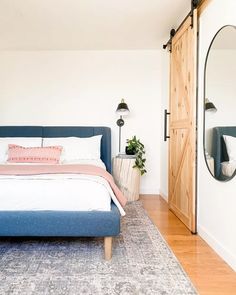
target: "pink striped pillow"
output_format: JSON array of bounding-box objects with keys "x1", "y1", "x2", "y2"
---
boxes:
[{"x1": 7, "y1": 144, "x2": 63, "y2": 164}]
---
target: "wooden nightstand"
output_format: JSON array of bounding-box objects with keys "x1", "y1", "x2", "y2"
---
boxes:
[{"x1": 112, "y1": 156, "x2": 141, "y2": 202}]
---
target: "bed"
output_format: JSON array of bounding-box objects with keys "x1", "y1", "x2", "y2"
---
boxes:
[
  {"x1": 212, "y1": 126, "x2": 236, "y2": 180},
  {"x1": 0, "y1": 126, "x2": 125, "y2": 260}
]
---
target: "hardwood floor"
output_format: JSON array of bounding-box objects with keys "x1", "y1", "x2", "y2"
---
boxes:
[{"x1": 140, "y1": 195, "x2": 236, "y2": 295}]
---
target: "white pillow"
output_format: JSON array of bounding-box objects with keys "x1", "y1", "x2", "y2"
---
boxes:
[
  {"x1": 223, "y1": 135, "x2": 236, "y2": 161},
  {"x1": 0, "y1": 137, "x2": 42, "y2": 163},
  {"x1": 43, "y1": 135, "x2": 102, "y2": 162}
]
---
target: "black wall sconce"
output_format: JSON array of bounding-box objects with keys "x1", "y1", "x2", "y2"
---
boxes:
[
  {"x1": 116, "y1": 99, "x2": 130, "y2": 154},
  {"x1": 205, "y1": 98, "x2": 217, "y2": 113}
]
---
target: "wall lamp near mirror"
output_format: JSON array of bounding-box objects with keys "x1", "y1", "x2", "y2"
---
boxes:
[
  {"x1": 116, "y1": 99, "x2": 130, "y2": 154},
  {"x1": 205, "y1": 98, "x2": 217, "y2": 113}
]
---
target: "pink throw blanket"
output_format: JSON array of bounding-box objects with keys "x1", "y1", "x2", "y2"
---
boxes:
[{"x1": 0, "y1": 164, "x2": 127, "y2": 208}]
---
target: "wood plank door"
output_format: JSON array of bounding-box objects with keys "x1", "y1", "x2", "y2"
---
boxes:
[{"x1": 168, "y1": 11, "x2": 197, "y2": 233}]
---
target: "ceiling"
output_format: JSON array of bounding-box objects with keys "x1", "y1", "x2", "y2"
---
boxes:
[{"x1": 0, "y1": 0, "x2": 190, "y2": 50}]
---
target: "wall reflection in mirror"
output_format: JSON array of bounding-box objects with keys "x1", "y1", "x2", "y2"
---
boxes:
[{"x1": 204, "y1": 25, "x2": 236, "y2": 181}]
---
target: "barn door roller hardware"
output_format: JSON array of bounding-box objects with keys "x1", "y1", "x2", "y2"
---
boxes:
[{"x1": 163, "y1": 0, "x2": 199, "y2": 52}]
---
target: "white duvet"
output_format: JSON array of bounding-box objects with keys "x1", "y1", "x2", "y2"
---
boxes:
[
  {"x1": 221, "y1": 161, "x2": 236, "y2": 178},
  {"x1": 0, "y1": 163, "x2": 125, "y2": 216}
]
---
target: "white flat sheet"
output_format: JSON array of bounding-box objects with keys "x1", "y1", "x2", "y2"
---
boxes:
[
  {"x1": 6, "y1": 159, "x2": 107, "y2": 169},
  {"x1": 221, "y1": 161, "x2": 236, "y2": 177},
  {"x1": 0, "y1": 174, "x2": 125, "y2": 216}
]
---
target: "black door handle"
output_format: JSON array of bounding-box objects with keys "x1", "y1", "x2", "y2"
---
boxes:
[{"x1": 164, "y1": 109, "x2": 170, "y2": 141}]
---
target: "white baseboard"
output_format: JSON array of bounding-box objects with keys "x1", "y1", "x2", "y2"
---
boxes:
[
  {"x1": 198, "y1": 224, "x2": 236, "y2": 272},
  {"x1": 159, "y1": 190, "x2": 168, "y2": 202},
  {"x1": 140, "y1": 188, "x2": 160, "y2": 195}
]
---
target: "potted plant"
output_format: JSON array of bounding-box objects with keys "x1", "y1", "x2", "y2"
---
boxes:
[{"x1": 126, "y1": 136, "x2": 147, "y2": 175}]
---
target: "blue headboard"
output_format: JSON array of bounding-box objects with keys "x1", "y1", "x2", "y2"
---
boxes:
[
  {"x1": 0, "y1": 126, "x2": 112, "y2": 173},
  {"x1": 212, "y1": 126, "x2": 236, "y2": 179}
]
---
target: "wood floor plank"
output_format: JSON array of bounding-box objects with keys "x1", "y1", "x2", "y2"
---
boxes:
[{"x1": 140, "y1": 195, "x2": 236, "y2": 295}]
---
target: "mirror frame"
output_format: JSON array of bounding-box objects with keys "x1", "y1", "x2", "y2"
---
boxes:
[{"x1": 203, "y1": 25, "x2": 236, "y2": 182}]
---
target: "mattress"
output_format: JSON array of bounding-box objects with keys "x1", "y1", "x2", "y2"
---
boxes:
[
  {"x1": 0, "y1": 174, "x2": 112, "y2": 211},
  {"x1": 221, "y1": 161, "x2": 236, "y2": 177},
  {"x1": 0, "y1": 173, "x2": 125, "y2": 216}
]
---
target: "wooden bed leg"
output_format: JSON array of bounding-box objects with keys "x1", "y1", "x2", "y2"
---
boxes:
[{"x1": 104, "y1": 237, "x2": 112, "y2": 260}]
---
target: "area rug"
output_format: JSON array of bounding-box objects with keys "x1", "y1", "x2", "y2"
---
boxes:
[{"x1": 0, "y1": 202, "x2": 197, "y2": 295}]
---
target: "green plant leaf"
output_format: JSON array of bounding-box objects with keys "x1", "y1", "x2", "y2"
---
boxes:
[{"x1": 126, "y1": 135, "x2": 147, "y2": 175}]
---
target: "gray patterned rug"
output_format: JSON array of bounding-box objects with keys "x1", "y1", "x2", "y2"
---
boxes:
[{"x1": 0, "y1": 202, "x2": 197, "y2": 295}]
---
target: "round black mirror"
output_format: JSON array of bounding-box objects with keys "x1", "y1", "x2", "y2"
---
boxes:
[{"x1": 204, "y1": 25, "x2": 236, "y2": 181}]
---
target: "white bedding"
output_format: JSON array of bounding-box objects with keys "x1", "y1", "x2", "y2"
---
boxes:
[
  {"x1": 6, "y1": 159, "x2": 107, "y2": 169},
  {"x1": 221, "y1": 161, "x2": 236, "y2": 177},
  {"x1": 0, "y1": 173, "x2": 125, "y2": 216}
]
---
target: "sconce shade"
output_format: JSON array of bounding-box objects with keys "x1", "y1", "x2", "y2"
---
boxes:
[
  {"x1": 205, "y1": 99, "x2": 217, "y2": 113},
  {"x1": 116, "y1": 99, "x2": 130, "y2": 116}
]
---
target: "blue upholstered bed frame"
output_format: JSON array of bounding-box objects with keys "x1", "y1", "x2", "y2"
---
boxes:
[
  {"x1": 0, "y1": 126, "x2": 120, "y2": 240},
  {"x1": 212, "y1": 126, "x2": 236, "y2": 179}
]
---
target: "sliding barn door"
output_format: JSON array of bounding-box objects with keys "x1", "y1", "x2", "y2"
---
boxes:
[{"x1": 168, "y1": 11, "x2": 197, "y2": 233}]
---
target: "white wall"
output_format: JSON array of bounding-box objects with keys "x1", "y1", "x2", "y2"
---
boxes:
[
  {"x1": 0, "y1": 50, "x2": 162, "y2": 194},
  {"x1": 160, "y1": 52, "x2": 169, "y2": 200},
  {"x1": 198, "y1": 0, "x2": 236, "y2": 271}
]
